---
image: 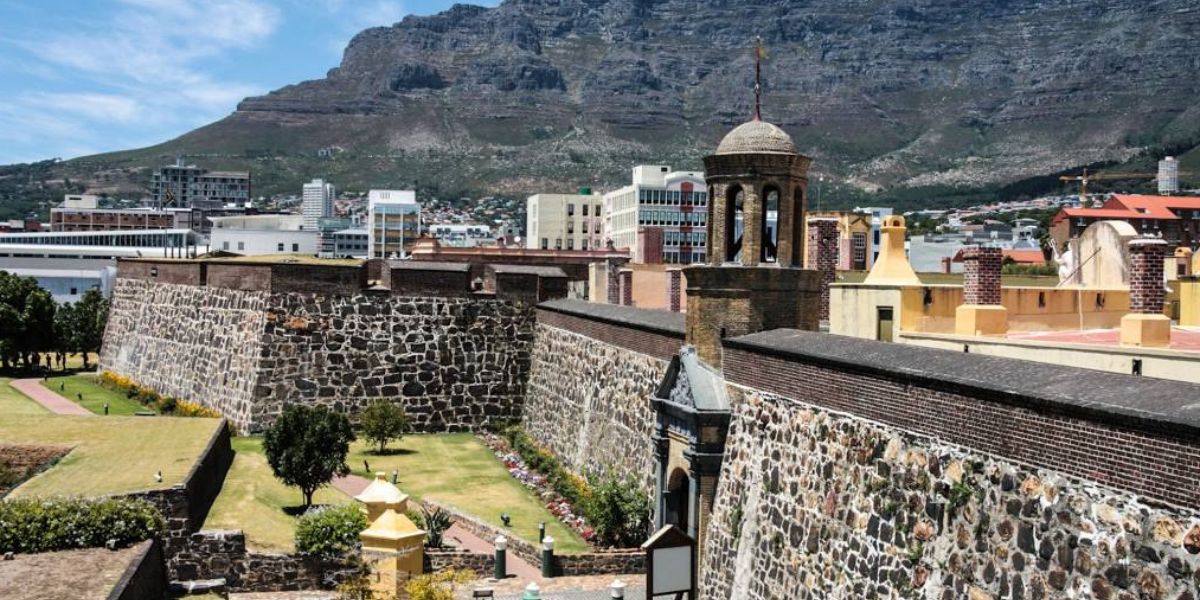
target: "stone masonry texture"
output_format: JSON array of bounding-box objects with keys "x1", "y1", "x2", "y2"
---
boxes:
[
  {"x1": 100, "y1": 278, "x2": 535, "y2": 432},
  {"x1": 700, "y1": 387, "x2": 1200, "y2": 600},
  {"x1": 1129, "y1": 238, "x2": 1169, "y2": 313},
  {"x1": 962, "y1": 245, "x2": 1003, "y2": 305}
]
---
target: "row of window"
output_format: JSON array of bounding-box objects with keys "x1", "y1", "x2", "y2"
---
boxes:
[
  {"x1": 565, "y1": 204, "x2": 603, "y2": 217},
  {"x1": 664, "y1": 231, "x2": 706, "y2": 246},
  {"x1": 540, "y1": 238, "x2": 600, "y2": 250},
  {"x1": 637, "y1": 189, "x2": 708, "y2": 206},
  {"x1": 638, "y1": 209, "x2": 705, "y2": 227},
  {"x1": 663, "y1": 251, "x2": 706, "y2": 264}
]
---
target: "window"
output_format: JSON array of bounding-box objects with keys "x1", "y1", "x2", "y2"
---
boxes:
[
  {"x1": 541, "y1": 238, "x2": 548, "y2": 249},
  {"x1": 292, "y1": 243, "x2": 299, "y2": 252},
  {"x1": 582, "y1": 204, "x2": 589, "y2": 217},
  {"x1": 69, "y1": 287, "x2": 77, "y2": 295},
  {"x1": 237, "y1": 241, "x2": 244, "y2": 251},
  {"x1": 222, "y1": 241, "x2": 230, "y2": 250},
  {"x1": 582, "y1": 239, "x2": 589, "y2": 250},
  {"x1": 567, "y1": 203, "x2": 575, "y2": 216},
  {"x1": 277, "y1": 243, "x2": 285, "y2": 251},
  {"x1": 555, "y1": 238, "x2": 562, "y2": 250},
  {"x1": 594, "y1": 204, "x2": 601, "y2": 216},
  {"x1": 567, "y1": 238, "x2": 574, "y2": 250}
]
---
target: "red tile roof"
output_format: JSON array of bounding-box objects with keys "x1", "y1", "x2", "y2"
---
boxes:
[
  {"x1": 1002, "y1": 249, "x2": 1046, "y2": 265},
  {"x1": 1050, "y1": 194, "x2": 1200, "y2": 226}
]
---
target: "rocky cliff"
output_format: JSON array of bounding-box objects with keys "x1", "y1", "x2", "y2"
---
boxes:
[{"x1": 79, "y1": 0, "x2": 1200, "y2": 198}]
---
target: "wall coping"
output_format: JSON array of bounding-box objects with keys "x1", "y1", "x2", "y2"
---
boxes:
[
  {"x1": 537, "y1": 299, "x2": 685, "y2": 338},
  {"x1": 724, "y1": 329, "x2": 1200, "y2": 439},
  {"x1": 901, "y1": 331, "x2": 1200, "y2": 360}
]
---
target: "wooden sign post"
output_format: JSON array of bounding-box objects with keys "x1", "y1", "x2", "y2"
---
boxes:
[{"x1": 641, "y1": 525, "x2": 696, "y2": 599}]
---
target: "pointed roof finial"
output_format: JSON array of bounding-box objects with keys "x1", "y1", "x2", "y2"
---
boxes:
[{"x1": 754, "y1": 36, "x2": 766, "y2": 121}]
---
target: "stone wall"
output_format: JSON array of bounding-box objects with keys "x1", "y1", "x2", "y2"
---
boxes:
[
  {"x1": 101, "y1": 277, "x2": 536, "y2": 433},
  {"x1": 251, "y1": 293, "x2": 534, "y2": 431},
  {"x1": 524, "y1": 300, "x2": 684, "y2": 488},
  {"x1": 171, "y1": 530, "x2": 345, "y2": 592},
  {"x1": 700, "y1": 330, "x2": 1200, "y2": 600},
  {"x1": 99, "y1": 279, "x2": 268, "y2": 428},
  {"x1": 108, "y1": 539, "x2": 167, "y2": 600}
]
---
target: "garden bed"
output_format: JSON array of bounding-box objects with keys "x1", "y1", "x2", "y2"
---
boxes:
[{"x1": 0, "y1": 443, "x2": 70, "y2": 496}]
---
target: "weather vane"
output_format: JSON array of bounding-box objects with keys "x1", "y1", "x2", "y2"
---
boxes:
[{"x1": 754, "y1": 35, "x2": 767, "y2": 121}]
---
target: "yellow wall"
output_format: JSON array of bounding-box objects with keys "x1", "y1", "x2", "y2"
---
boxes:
[
  {"x1": 829, "y1": 284, "x2": 903, "y2": 340},
  {"x1": 1182, "y1": 278, "x2": 1200, "y2": 327},
  {"x1": 626, "y1": 263, "x2": 688, "y2": 311},
  {"x1": 898, "y1": 286, "x2": 1131, "y2": 334}
]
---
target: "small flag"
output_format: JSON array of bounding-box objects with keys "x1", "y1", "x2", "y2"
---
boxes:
[{"x1": 755, "y1": 37, "x2": 768, "y2": 61}]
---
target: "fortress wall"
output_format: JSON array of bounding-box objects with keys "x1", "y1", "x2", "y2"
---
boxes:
[
  {"x1": 250, "y1": 292, "x2": 534, "y2": 432},
  {"x1": 99, "y1": 278, "x2": 269, "y2": 427},
  {"x1": 700, "y1": 330, "x2": 1200, "y2": 600},
  {"x1": 100, "y1": 275, "x2": 537, "y2": 433},
  {"x1": 522, "y1": 300, "x2": 685, "y2": 487}
]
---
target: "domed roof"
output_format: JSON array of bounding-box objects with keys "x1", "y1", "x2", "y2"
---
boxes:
[{"x1": 715, "y1": 119, "x2": 797, "y2": 155}]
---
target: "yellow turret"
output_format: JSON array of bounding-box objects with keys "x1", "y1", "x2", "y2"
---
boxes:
[{"x1": 863, "y1": 216, "x2": 919, "y2": 285}]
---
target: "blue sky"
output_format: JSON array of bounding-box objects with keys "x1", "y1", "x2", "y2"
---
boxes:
[{"x1": 0, "y1": 0, "x2": 497, "y2": 165}]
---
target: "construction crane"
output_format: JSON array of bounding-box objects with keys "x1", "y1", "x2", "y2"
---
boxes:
[{"x1": 1059, "y1": 168, "x2": 1195, "y2": 198}]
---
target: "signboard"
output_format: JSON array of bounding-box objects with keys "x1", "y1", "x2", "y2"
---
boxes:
[{"x1": 642, "y1": 525, "x2": 695, "y2": 599}]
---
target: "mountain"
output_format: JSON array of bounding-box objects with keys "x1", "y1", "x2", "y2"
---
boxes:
[{"x1": 40, "y1": 0, "x2": 1200, "y2": 206}]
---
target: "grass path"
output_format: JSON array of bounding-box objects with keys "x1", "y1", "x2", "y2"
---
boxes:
[
  {"x1": 40, "y1": 373, "x2": 146, "y2": 416},
  {"x1": 0, "y1": 377, "x2": 49, "y2": 415}
]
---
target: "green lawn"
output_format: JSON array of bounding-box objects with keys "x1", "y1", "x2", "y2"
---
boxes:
[
  {"x1": 204, "y1": 434, "x2": 589, "y2": 554},
  {"x1": 347, "y1": 434, "x2": 589, "y2": 554},
  {"x1": 0, "y1": 378, "x2": 49, "y2": 415},
  {"x1": 204, "y1": 436, "x2": 351, "y2": 553},
  {"x1": 1, "y1": 414, "x2": 222, "y2": 498},
  {"x1": 40, "y1": 374, "x2": 147, "y2": 416}
]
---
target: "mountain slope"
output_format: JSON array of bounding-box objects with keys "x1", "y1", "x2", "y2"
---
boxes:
[{"x1": 56, "y1": 0, "x2": 1200, "y2": 201}]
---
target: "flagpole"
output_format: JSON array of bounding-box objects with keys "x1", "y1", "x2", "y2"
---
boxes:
[{"x1": 754, "y1": 36, "x2": 762, "y2": 121}]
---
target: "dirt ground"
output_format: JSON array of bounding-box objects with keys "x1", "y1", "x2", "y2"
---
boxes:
[
  {"x1": 0, "y1": 443, "x2": 70, "y2": 496},
  {"x1": 0, "y1": 544, "x2": 143, "y2": 600}
]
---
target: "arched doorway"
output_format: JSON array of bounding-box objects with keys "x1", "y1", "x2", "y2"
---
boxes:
[
  {"x1": 665, "y1": 467, "x2": 691, "y2": 532},
  {"x1": 724, "y1": 185, "x2": 744, "y2": 263}
]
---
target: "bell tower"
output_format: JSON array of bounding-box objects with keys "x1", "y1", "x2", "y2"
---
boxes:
[{"x1": 684, "y1": 42, "x2": 822, "y2": 368}]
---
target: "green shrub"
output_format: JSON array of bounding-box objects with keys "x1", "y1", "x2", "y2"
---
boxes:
[
  {"x1": 360, "y1": 400, "x2": 409, "y2": 454},
  {"x1": 294, "y1": 504, "x2": 367, "y2": 558},
  {"x1": 582, "y1": 475, "x2": 652, "y2": 548},
  {"x1": 0, "y1": 497, "x2": 164, "y2": 553}
]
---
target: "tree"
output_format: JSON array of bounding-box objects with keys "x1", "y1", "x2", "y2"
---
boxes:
[
  {"x1": 361, "y1": 400, "x2": 409, "y2": 454},
  {"x1": 582, "y1": 475, "x2": 653, "y2": 548},
  {"x1": 0, "y1": 272, "x2": 56, "y2": 369},
  {"x1": 263, "y1": 404, "x2": 355, "y2": 509},
  {"x1": 71, "y1": 289, "x2": 109, "y2": 368}
]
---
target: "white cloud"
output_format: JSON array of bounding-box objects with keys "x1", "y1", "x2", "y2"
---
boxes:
[{"x1": 3, "y1": 0, "x2": 282, "y2": 162}]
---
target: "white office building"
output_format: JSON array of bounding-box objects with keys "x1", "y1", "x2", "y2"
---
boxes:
[
  {"x1": 525, "y1": 191, "x2": 604, "y2": 252},
  {"x1": 302, "y1": 179, "x2": 336, "y2": 230},
  {"x1": 367, "y1": 190, "x2": 420, "y2": 259},
  {"x1": 209, "y1": 214, "x2": 318, "y2": 256},
  {"x1": 603, "y1": 165, "x2": 707, "y2": 264}
]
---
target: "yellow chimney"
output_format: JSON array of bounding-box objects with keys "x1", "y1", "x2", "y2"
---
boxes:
[
  {"x1": 355, "y1": 472, "x2": 409, "y2": 522},
  {"x1": 864, "y1": 216, "x2": 919, "y2": 285}
]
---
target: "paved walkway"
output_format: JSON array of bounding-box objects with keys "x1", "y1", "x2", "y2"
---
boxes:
[
  {"x1": 330, "y1": 473, "x2": 542, "y2": 581},
  {"x1": 10, "y1": 378, "x2": 92, "y2": 416}
]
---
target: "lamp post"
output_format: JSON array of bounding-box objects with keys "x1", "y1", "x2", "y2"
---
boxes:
[
  {"x1": 494, "y1": 535, "x2": 507, "y2": 581},
  {"x1": 538, "y1": 522, "x2": 545, "y2": 543},
  {"x1": 541, "y1": 535, "x2": 555, "y2": 579}
]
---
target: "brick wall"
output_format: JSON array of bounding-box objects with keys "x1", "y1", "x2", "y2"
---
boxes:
[
  {"x1": 961, "y1": 245, "x2": 1002, "y2": 305},
  {"x1": 806, "y1": 218, "x2": 839, "y2": 321},
  {"x1": 619, "y1": 270, "x2": 633, "y2": 306},
  {"x1": 606, "y1": 259, "x2": 622, "y2": 304},
  {"x1": 721, "y1": 337, "x2": 1200, "y2": 508},
  {"x1": 535, "y1": 306, "x2": 684, "y2": 361},
  {"x1": 1129, "y1": 238, "x2": 1169, "y2": 313},
  {"x1": 668, "y1": 269, "x2": 683, "y2": 313}
]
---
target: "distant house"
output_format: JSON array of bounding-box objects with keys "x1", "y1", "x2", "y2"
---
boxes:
[{"x1": 1049, "y1": 194, "x2": 1200, "y2": 250}]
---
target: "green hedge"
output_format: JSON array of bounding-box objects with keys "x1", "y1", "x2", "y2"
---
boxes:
[
  {"x1": 295, "y1": 504, "x2": 367, "y2": 558},
  {"x1": 0, "y1": 497, "x2": 165, "y2": 553}
]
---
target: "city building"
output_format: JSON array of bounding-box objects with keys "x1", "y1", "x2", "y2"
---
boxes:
[
  {"x1": 367, "y1": 190, "x2": 420, "y2": 259},
  {"x1": 854, "y1": 206, "x2": 894, "y2": 263},
  {"x1": 0, "y1": 228, "x2": 201, "y2": 259},
  {"x1": 152, "y1": 159, "x2": 251, "y2": 208},
  {"x1": 1159, "y1": 156, "x2": 1180, "y2": 195},
  {"x1": 805, "y1": 210, "x2": 874, "y2": 270},
  {"x1": 302, "y1": 179, "x2": 336, "y2": 230},
  {"x1": 1049, "y1": 193, "x2": 1200, "y2": 250},
  {"x1": 331, "y1": 228, "x2": 369, "y2": 258},
  {"x1": 0, "y1": 257, "x2": 117, "y2": 302},
  {"x1": 603, "y1": 166, "x2": 708, "y2": 264},
  {"x1": 318, "y1": 217, "x2": 357, "y2": 257},
  {"x1": 209, "y1": 215, "x2": 318, "y2": 256},
  {"x1": 525, "y1": 190, "x2": 604, "y2": 253},
  {"x1": 62, "y1": 194, "x2": 100, "y2": 209},
  {"x1": 50, "y1": 206, "x2": 189, "y2": 232},
  {"x1": 428, "y1": 223, "x2": 493, "y2": 247}
]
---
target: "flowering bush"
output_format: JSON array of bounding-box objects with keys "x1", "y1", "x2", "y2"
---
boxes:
[
  {"x1": 294, "y1": 504, "x2": 366, "y2": 558},
  {"x1": 98, "y1": 371, "x2": 222, "y2": 419},
  {"x1": 484, "y1": 429, "x2": 595, "y2": 542},
  {"x1": 0, "y1": 497, "x2": 164, "y2": 553}
]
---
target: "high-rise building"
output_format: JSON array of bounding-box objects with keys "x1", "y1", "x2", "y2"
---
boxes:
[
  {"x1": 603, "y1": 165, "x2": 708, "y2": 264},
  {"x1": 1159, "y1": 157, "x2": 1180, "y2": 195},
  {"x1": 152, "y1": 159, "x2": 251, "y2": 208},
  {"x1": 301, "y1": 179, "x2": 336, "y2": 230},
  {"x1": 525, "y1": 190, "x2": 604, "y2": 252},
  {"x1": 367, "y1": 190, "x2": 420, "y2": 259}
]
